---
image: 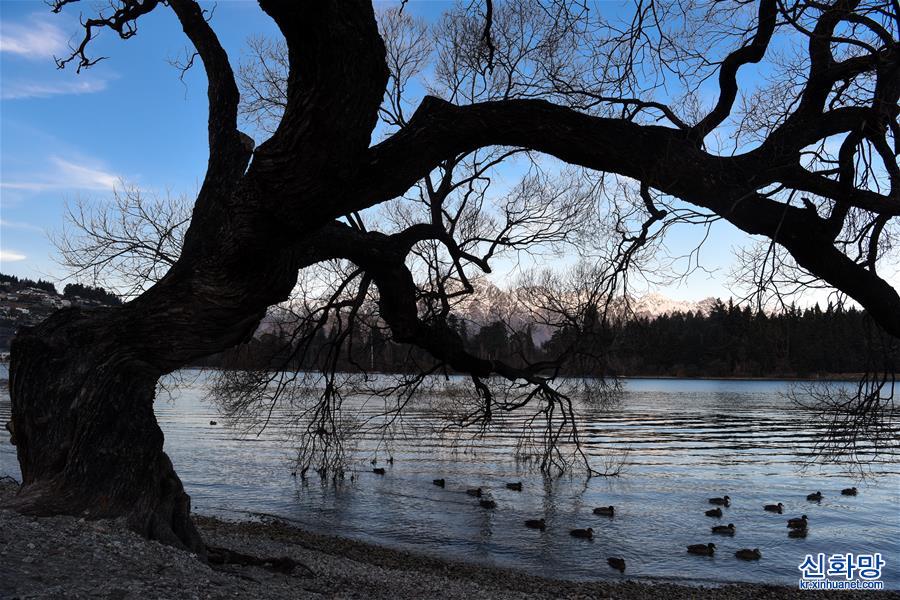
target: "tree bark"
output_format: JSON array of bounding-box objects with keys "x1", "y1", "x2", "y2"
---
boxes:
[
  {"x1": 7, "y1": 309, "x2": 204, "y2": 553},
  {"x1": 5, "y1": 0, "x2": 390, "y2": 553}
]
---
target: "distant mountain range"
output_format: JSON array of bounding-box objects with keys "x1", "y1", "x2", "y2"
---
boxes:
[
  {"x1": 456, "y1": 286, "x2": 719, "y2": 345},
  {"x1": 629, "y1": 292, "x2": 719, "y2": 319},
  {"x1": 461, "y1": 285, "x2": 716, "y2": 324},
  {"x1": 257, "y1": 283, "x2": 721, "y2": 347}
]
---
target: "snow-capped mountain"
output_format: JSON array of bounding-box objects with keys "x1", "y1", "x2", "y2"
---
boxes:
[
  {"x1": 629, "y1": 292, "x2": 718, "y2": 319},
  {"x1": 459, "y1": 285, "x2": 717, "y2": 325},
  {"x1": 453, "y1": 285, "x2": 719, "y2": 346},
  {"x1": 259, "y1": 281, "x2": 721, "y2": 346}
]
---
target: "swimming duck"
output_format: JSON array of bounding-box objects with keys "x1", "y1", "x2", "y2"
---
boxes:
[
  {"x1": 788, "y1": 528, "x2": 808, "y2": 538},
  {"x1": 479, "y1": 499, "x2": 497, "y2": 509},
  {"x1": 712, "y1": 523, "x2": 736, "y2": 535},
  {"x1": 607, "y1": 557, "x2": 626, "y2": 572},
  {"x1": 593, "y1": 506, "x2": 615, "y2": 516},
  {"x1": 764, "y1": 503, "x2": 784, "y2": 513},
  {"x1": 525, "y1": 518, "x2": 546, "y2": 530},
  {"x1": 570, "y1": 528, "x2": 594, "y2": 539},
  {"x1": 841, "y1": 487, "x2": 858, "y2": 496},
  {"x1": 433, "y1": 478, "x2": 446, "y2": 487},
  {"x1": 787, "y1": 515, "x2": 808, "y2": 529},
  {"x1": 735, "y1": 548, "x2": 762, "y2": 560},
  {"x1": 373, "y1": 467, "x2": 386, "y2": 475},
  {"x1": 687, "y1": 543, "x2": 716, "y2": 556},
  {"x1": 466, "y1": 487, "x2": 483, "y2": 497},
  {"x1": 209, "y1": 420, "x2": 217, "y2": 426},
  {"x1": 806, "y1": 491, "x2": 823, "y2": 501},
  {"x1": 705, "y1": 507, "x2": 723, "y2": 518},
  {"x1": 708, "y1": 495, "x2": 730, "y2": 506},
  {"x1": 506, "y1": 482, "x2": 523, "y2": 491}
]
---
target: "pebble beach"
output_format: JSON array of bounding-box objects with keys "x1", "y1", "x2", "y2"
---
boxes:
[{"x1": 1, "y1": 479, "x2": 891, "y2": 599}]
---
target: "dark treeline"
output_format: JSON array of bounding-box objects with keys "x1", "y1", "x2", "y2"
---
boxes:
[
  {"x1": 61, "y1": 283, "x2": 122, "y2": 305},
  {"x1": 0, "y1": 274, "x2": 121, "y2": 305},
  {"x1": 209, "y1": 299, "x2": 896, "y2": 378},
  {"x1": 0, "y1": 274, "x2": 57, "y2": 295},
  {"x1": 606, "y1": 300, "x2": 892, "y2": 377}
]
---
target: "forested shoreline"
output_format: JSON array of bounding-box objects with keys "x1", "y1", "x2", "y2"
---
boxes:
[
  {"x1": 2, "y1": 273, "x2": 890, "y2": 377},
  {"x1": 206, "y1": 299, "x2": 896, "y2": 379}
]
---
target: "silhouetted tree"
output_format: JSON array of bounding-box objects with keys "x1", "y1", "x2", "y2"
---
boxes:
[{"x1": 7, "y1": 0, "x2": 898, "y2": 556}]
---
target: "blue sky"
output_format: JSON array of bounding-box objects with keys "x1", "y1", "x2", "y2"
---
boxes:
[
  {"x1": 1, "y1": 0, "x2": 280, "y2": 281},
  {"x1": 0, "y1": 0, "x2": 870, "y2": 303}
]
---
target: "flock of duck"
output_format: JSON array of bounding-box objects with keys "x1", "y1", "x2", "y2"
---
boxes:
[
  {"x1": 377, "y1": 467, "x2": 860, "y2": 574},
  {"x1": 683, "y1": 487, "x2": 858, "y2": 561}
]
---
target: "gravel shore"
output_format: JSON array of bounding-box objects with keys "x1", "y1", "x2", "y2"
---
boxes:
[{"x1": 1, "y1": 479, "x2": 892, "y2": 599}]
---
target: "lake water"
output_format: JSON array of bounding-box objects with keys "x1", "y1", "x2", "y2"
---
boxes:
[{"x1": 1, "y1": 367, "x2": 898, "y2": 588}]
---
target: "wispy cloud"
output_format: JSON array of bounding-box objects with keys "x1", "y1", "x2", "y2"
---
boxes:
[
  {"x1": 0, "y1": 219, "x2": 44, "y2": 233},
  {"x1": 1, "y1": 156, "x2": 120, "y2": 193},
  {"x1": 0, "y1": 250, "x2": 27, "y2": 263},
  {"x1": 0, "y1": 16, "x2": 68, "y2": 59},
  {"x1": 53, "y1": 157, "x2": 119, "y2": 190},
  {"x1": 1, "y1": 78, "x2": 108, "y2": 100},
  {"x1": 0, "y1": 15, "x2": 111, "y2": 100}
]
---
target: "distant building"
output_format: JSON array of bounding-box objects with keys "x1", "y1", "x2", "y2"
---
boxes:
[{"x1": 0, "y1": 277, "x2": 120, "y2": 350}]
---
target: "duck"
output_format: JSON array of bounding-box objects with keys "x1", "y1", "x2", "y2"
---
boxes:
[
  {"x1": 764, "y1": 502, "x2": 784, "y2": 513},
  {"x1": 806, "y1": 491, "x2": 823, "y2": 501},
  {"x1": 607, "y1": 557, "x2": 626, "y2": 572},
  {"x1": 735, "y1": 548, "x2": 762, "y2": 560},
  {"x1": 687, "y1": 543, "x2": 716, "y2": 556},
  {"x1": 466, "y1": 487, "x2": 482, "y2": 497},
  {"x1": 433, "y1": 478, "x2": 445, "y2": 488},
  {"x1": 373, "y1": 467, "x2": 386, "y2": 475},
  {"x1": 705, "y1": 507, "x2": 723, "y2": 518},
  {"x1": 712, "y1": 523, "x2": 736, "y2": 535},
  {"x1": 841, "y1": 487, "x2": 858, "y2": 496},
  {"x1": 209, "y1": 420, "x2": 218, "y2": 426},
  {"x1": 506, "y1": 482, "x2": 523, "y2": 491},
  {"x1": 593, "y1": 506, "x2": 615, "y2": 516},
  {"x1": 479, "y1": 499, "x2": 497, "y2": 509},
  {"x1": 708, "y1": 495, "x2": 730, "y2": 506},
  {"x1": 788, "y1": 528, "x2": 808, "y2": 538},
  {"x1": 787, "y1": 515, "x2": 808, "y2": 529},
  {"x1": 570, "y1": 528, "x2": 594, "y2": 539},
  {"x1": 524, "y1": 518, "x2": 546, "y2": 530}
]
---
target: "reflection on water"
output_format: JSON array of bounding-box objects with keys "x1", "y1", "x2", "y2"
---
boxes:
[{"x1": 1, "y1": 369, "x2": 897, "y2": 588}]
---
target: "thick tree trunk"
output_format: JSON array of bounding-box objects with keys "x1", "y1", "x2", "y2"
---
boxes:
[
  {"x1": 4, "y1": 226, "x2": 302, "y2": 553},
  {"x1": 6, "y1": 308, "x2": 205, "y2": 554},
  {"x1": 4, "y1": 0, "x2": 390, "y2": 553}
]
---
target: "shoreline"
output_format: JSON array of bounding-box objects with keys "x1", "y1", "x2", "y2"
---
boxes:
[
  {"x1": 1, "y1": 481, "x2": 890, "y2": 599},
  {"x1": 620, "y1": 373, "x2": 866, "y2": 381},
  {"x1": 0, "y1": 370, "x2": 867, "y2": 383},
  {"x1": 190, "y1": 370, "x2": 872, "y2": 383}
]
